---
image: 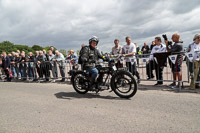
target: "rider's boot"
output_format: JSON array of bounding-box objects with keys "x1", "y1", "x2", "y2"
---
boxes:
[{"x1": 90, "y1": 79, "x2": 96, "y2": 91}]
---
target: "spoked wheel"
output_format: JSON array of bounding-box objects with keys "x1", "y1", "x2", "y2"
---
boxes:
[
  {"x1": 72, "y1": 72, "x2": 88, "y2": 94},
  {"x1": 111, "y1": 70, "x2": 137, "y2": 98}
]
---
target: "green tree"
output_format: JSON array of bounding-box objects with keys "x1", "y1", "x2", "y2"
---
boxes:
[
  {"x1": 44, "y1": 46, "x2": 50, "y2": 52},
  {"x1": 0, "y1": 41, "x2": 14, "y2": 47},
  {"x1": 14, "y1": 45, "x2": 33, "y2": 54},
  {"x1": 0, "y1": 41, "x2": 14, "y2": 53},
  {"x1": 0, "y1": 41, "x2": 60, "y2": 56},
  {"x1": 32, "y1": 45, "x2": 44, "y2": 51}
]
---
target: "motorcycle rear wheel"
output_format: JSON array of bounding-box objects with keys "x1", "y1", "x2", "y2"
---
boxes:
[{"x1": 72, "y1": 72, "x2": 88, "y2": 94}]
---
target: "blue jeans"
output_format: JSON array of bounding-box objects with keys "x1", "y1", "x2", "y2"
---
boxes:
[
  {"x1": 28, "y1": 66, "x2": 37, "y2": 79},
  {"x1": 11, "y1": 66, "x2": 16, "y2": 77},
  {"x1": 20, "y1": 66, "x2": 27, "y2": 80},
  {"x1": 86, "y1": 68, "x2": 98, "y2": 80},
  {"x1": 126, "y1": 62, "x2": 140, "y2": 80},
  {"x1": 15, "y1": 66, "x2": 21, "y2": 79}
]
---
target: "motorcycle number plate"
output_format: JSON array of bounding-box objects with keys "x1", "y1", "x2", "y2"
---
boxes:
[{"x1": 113, "y1": 65, "x2": 117, "y2": 71}]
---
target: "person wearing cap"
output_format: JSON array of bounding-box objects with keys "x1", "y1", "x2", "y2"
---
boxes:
[
  {"x1": 186, "y1": 34, "x2": 200, "y2": 73},
  {"x1": 66, "y1": 49, "x2": 77, "y2": 70},
  {"x1": 187, "y1": 34, "x2": 200, "y2": 89},
  {"x1": 80, "y1": 36, "x2": 108, "y2": 90}
]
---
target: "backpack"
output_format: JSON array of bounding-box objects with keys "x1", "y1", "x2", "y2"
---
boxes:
[{"x1": 78, "y1": 46, "x2": 90, "y2": 64}]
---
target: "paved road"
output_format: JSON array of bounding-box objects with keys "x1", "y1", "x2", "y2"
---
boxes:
[{"x1": 0, "y1": 82, "x2": 200, "y2": 133}]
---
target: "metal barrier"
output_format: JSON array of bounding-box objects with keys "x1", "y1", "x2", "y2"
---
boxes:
[
  {"x1": 0, "y1": 52, "x2": 195, "y2": 92},
  {"x1": 134, "y1": 52, "x2": 190, "y2": 91},
  {"x1": 1, "y1": 60, "x2": 74, "y2": 82}
]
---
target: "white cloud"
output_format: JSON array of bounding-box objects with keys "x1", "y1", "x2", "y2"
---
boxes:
[{"x1": 0, "y1": 0, "x2": 200, "y2": 53}]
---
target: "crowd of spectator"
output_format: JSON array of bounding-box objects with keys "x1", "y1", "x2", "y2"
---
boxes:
[
  {"x1": 0, "y1": 46, "x2": 77, "y2": 82},
  {"x1": 1, "y1": 33, "x2": 200, "y2": 90},
  {"x1": 109, "y1": 33, "x2": 200, "y2": 89}
]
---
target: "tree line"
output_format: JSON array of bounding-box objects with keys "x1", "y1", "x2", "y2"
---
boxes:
[{"x1": 0, "y1": 41, "x2": 69, "y2": 57}]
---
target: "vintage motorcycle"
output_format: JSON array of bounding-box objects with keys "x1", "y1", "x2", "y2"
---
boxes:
[{"x1": 69, "y1": 55, "x2": 137, "y2": 99}]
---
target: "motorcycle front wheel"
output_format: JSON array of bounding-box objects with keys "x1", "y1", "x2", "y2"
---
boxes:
[{"x1": 111, "y1": 70, "x2": 137, "y2": 98}]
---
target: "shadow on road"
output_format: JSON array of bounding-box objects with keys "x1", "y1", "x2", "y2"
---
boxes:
[
  {"x1": 139, "y1": 84, "x2": 200, "y2": 94},
  {"x1": 54, "y1": 92, "x2": 130, "y2": 100},
  {"x1": 7, "y1": 80, "x2": 72, "y2": 85}
]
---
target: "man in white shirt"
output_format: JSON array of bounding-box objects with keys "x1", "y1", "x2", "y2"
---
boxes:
[
  {"x1": 150, "y1": 37, "x2": 166, "y2": 86},
  {"x1": 122, "y1": 36, "x2": 140, "y2": 83},
  {"x1": 188, "y1": 34, "x2": 200, "y2": 89}
]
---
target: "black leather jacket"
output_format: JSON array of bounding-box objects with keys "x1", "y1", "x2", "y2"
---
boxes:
[
  {"x1": 81, "y1": 45, "x2": 104, "y2": 69},
  {"x1": 19, "y1": 56, "x2": 28, "y2": 68}
]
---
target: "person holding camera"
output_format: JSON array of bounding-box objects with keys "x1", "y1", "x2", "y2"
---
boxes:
[{"x1": 165, "y1": 33, "x2": 183, "y2": 89}]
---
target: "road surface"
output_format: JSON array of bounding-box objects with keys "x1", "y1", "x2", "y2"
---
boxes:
[{"x1": 0, "y1": 82, "x2": 200, "y2": 133}]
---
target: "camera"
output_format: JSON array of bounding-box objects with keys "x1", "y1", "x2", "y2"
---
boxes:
[
  {"x1": 162, "y1": 34, "x2": 172, "y2": 49},
  {"x1": 162, "y1": 34, "x2": 168, "y2": 41}
]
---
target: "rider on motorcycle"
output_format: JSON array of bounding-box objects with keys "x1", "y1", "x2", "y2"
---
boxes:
[{"x1": 80, "y1": 36, "x2": 107, "y2": 90}]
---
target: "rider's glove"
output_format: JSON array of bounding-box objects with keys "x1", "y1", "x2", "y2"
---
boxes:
[{"x1": 103, "y1": 56, "x2": 110, "y2": 62}]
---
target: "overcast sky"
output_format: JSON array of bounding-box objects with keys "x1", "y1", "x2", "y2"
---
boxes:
[{"x1": 0, "y1": 0, "x2": 200, "y2": 52}]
